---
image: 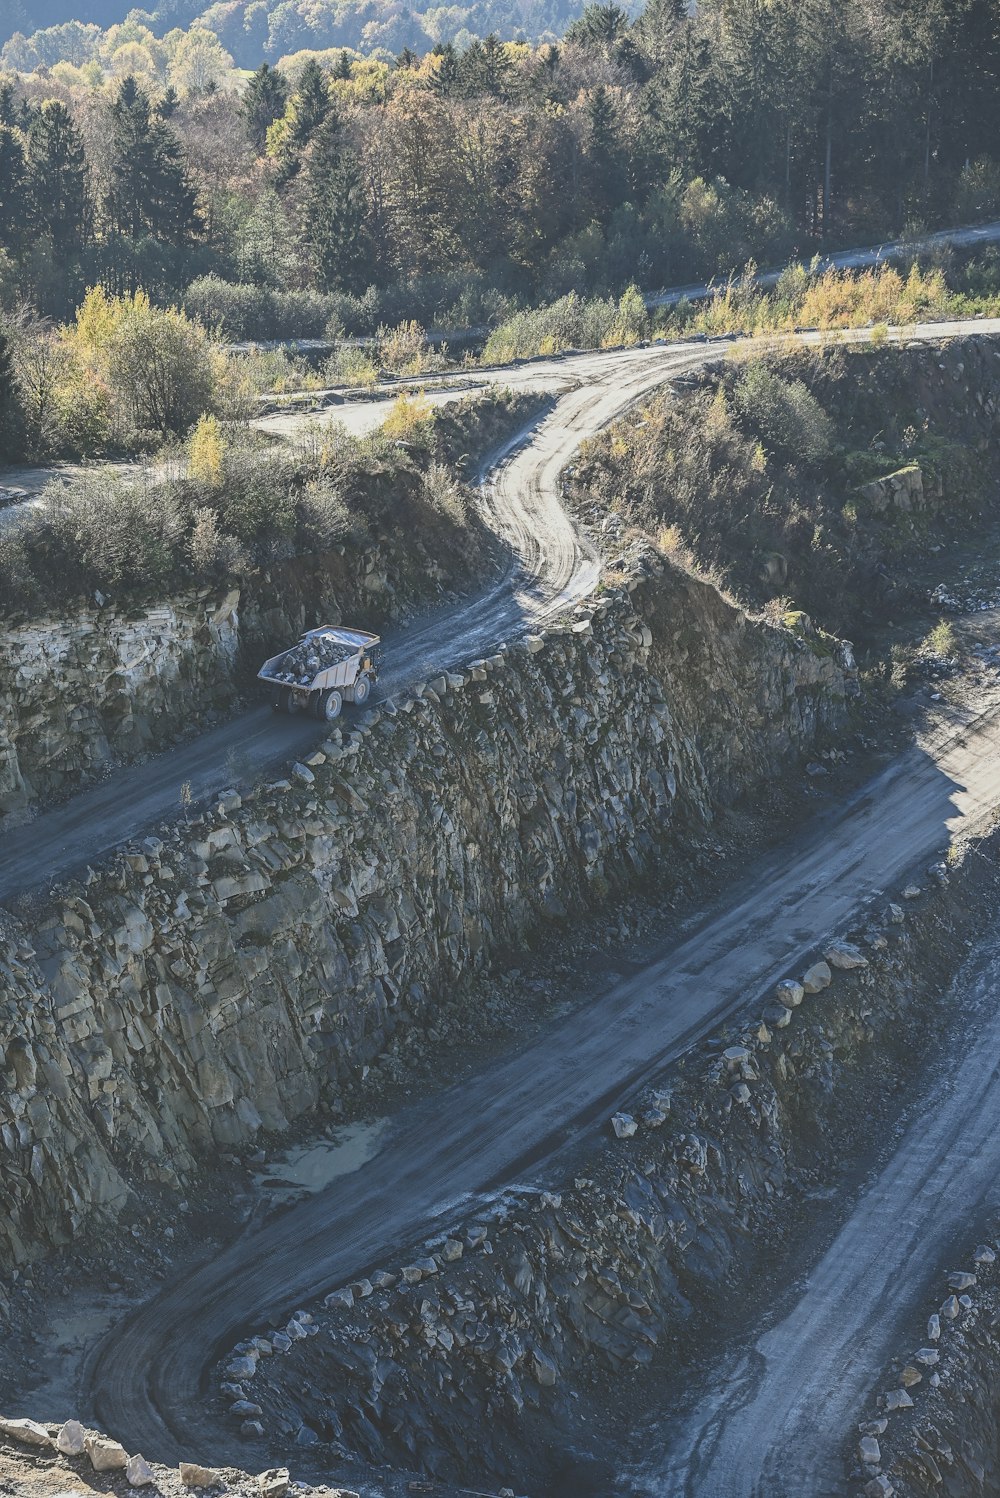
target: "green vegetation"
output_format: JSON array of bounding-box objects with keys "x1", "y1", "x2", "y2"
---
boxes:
[
  {"x1": 0, "y1": 386, "x2": 536, "y2": 617},
  {"x1": 570, "y1": 343, "x2": 996, "y2": 643},
  {"x1": 0, "y1": 0, "x2": 996, "y2": 341}
]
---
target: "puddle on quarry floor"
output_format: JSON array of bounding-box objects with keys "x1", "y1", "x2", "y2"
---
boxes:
[{"x1": 253, "y1": 1118, "x2": 389, "y2": 1198}]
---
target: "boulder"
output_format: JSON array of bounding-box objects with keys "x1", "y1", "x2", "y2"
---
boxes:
[
  {"x1": 763, "y1": 1001, "x2": 791, "y2": 1029},
  {"x1": 927, "y1": 1313, "x2": 941, "y2": 1341},
  {"x1": 801, "y1": 961, "x2": 832, "y2": 993},
  {"x1": 900, "y1": 1365, "x2": 922, "y2": 1387},
  {"x1": 947, "y1": 1271, "x2": 976, "y2": 1291},
  {"x1": 56, "y1": 1419, "x2": 85, "y2": 1455},
  {"x1": 973, "y1": 1245, "x2": 996, "y2": 1265},
  {"x1": 774, "y1": 980, "x2": 804, "y2": 1008},
  {"x1": 126, "y1": 1453, "x2": 156, "y2": 1486},
  {"x1": 824, "y1": 941, "x2": 869, "y2": 971},
  {"x1": 940, "y1": 1294, "x2": 960, "y2": 1320},
  {"x1": 180, "y1": 1461, "x2": 224, "y2": 1487},
  {"x1": 259, "y1": 1470, "x2": 290, "y2": 1498},
  {"x1": 0, "y1": 1417, "x2": 53, "y2": 1448},
  {"x1": 611, "y1": 1112, "x2": 638, "y2": 1139},
  {"x1": 323, "y1": 1287, "x2": 354, "y2": 1311},
  {"x1": 865, "y1": 1478, "x2": 894, "y2": 1498},
  {"x1": 85, "y1": 1434, "x2": 128, "y2": 1471},
  {"x1": 883, "y1": 1389, "x2": 913, "y2": 1411},
  {"x1": 858, "y1": 1435, "x2": 881, "y2": 1464}
]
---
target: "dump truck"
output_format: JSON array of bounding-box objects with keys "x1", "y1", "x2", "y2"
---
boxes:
[{"x1": 258, "y1": 625, "x2": 380, "y2": 721}]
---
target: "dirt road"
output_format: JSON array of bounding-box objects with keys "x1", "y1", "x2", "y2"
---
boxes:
[
  {"x1": 651, "y1": 937, "x2": 1000, "y2": 1498},
  {"x1": 86, "y1": 684, "x2": 1000, "y2": 1470},
  {"x1": 7, "y1": 314, "x2": 1000, "y2": 1481}
]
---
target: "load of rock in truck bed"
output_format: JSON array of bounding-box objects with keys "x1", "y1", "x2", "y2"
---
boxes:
[{"x1": 272, "y1": 632, "x2": 357, "y2": 685}]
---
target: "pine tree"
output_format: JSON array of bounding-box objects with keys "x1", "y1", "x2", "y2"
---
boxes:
[
  {"x1": 102, "y1": 77, "x2": 201, "y2": 291},
  {"x1": 241, "y1": 62, "x2": 287, "y2": 151},
  {"x1": 0, "y1": 320, "x2": 24, "y2": 464},
  {"x1": 302, "y1": 111, "x2": 368, "y2": 294},
  {"x1": 335, "y1": 49, "x2": 352, "y2": 81},
  {"x1": 587, "y1": 85, "x2": 626, "y2": 218},
  {"x1": 27, "y1": 100, "x2": 89, "y2": 256},
  {"x1": 430, "y1": 43, "x2": 461, "y2": 98},
  {"x1": 0, "y1": 125, "x2": 27, "y2": 254}
]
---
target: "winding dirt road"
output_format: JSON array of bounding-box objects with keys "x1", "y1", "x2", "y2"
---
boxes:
[
  {"x1": 61, "y1": 319, "x2": 1000, "y2": 1482},
  {"x1": 653, "y1": 937, "x2": 1000, "y2": 1498}
]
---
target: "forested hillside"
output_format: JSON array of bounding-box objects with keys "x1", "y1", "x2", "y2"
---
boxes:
[
  {"x1": 0, "y1": 0, "x2": 997, "y2": 342},
  {"x1": 2, "y1": 0, "x2": 628, "y2": 62}
]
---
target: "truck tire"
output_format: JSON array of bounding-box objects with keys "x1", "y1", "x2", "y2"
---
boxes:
[
  {"x1": 317, "y1": 688, "x2": 343, "y2": 722},
  {"x1": 353, "y1": 674, "x2": 371, "y2": 705},
  {"x1": 278, "y1": 687, "x2": 301, "y2": 715}
]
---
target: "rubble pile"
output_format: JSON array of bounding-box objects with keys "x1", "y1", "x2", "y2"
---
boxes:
[{"x1": 270, "y1": 634, "x2": 357, "y2": 687}]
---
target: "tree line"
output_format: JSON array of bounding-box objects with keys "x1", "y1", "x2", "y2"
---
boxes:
[{"x1": 0, "y1": 0, "x2": 998, "y2": 341}]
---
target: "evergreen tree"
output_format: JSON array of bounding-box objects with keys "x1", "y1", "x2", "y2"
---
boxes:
[
  {"x1": 335, "y1": 49, "x2": 352, "y2": 80},
  {"x1": 0, "y1": 320, "x2": 24, "y2": 464},
  {"x1": 156, "y1": 84, "x2": 180, "y2": 119},
  {"x1": 587, "y1": 85, "x2": 626, "y2": 218},
  {"x1": 241, "y1": 61, "x2": 287, "y2": 150},
  {"x1": 102, "y1": 76, "x2": 201, "y2": 290},
  {"x1": 302, "y1": 110, "x2": 368, "y2": 294},
  {"x1": 27, "y1": 100, "x2": 89, "y2": 255},
  {"x1": 0, "y1": 124, "x2": 27, "y2": 254},
  {"x1": 430, "y1": 43, "x2": 461, "y2": 98}
]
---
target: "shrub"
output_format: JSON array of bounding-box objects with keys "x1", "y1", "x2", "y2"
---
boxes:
[{"x1": 733, "y1": 361, "x2": 834, "y2": 464}]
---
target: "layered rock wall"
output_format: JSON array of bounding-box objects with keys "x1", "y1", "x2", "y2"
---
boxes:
[
  {"x1": 0, "y1": 591, "x2": 240, "y2": 824},
  {"x1": 0, "y1": 554, "x2": 851, "y2": 1266}
]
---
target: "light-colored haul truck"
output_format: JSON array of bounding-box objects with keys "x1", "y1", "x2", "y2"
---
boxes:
[{"x1": 258, "y1": 625, "x2": 380, "y2": 721}]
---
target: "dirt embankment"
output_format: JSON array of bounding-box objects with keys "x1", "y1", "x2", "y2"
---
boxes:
[{"x1": 570, "y1": 335, "x2": 1000, "y2": 645}]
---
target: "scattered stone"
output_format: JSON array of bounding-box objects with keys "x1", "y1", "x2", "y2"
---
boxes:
[
  {"x1": 763, "y1": 1001, "x2": 792, "y2": 1029},
  {"x1": 226, "y1": 1354, "x2": 257, "y2": 1380},
  {"x1": 440, "y1": 1239, "x2": 463, "y2": 1263},
  {"x1": 291, "y1": 762, "x2": 315, "y2": 785},
  {"x1": 858, "y1": 1435, "x2": 881, "y2": 1464},
  {"x1": 0, "y1": 1417, "x2": 53, "y2": 1448},
  {"x1": 242, "y1": 1421, "x2": 265, "y2": 1438},
  {"x1": 611, "y1": 1112, "x2": 638, "y2": 1139},
  {"x1": 730, "y1": 1082, "x2": 751, "y2": 1104},
  {"x1": 865, "y1": 1478, "x2": 894, "y2": 1497},
  {"x1": 824, "y1": 940, "x2": 869, "y2": 970},
  {"x1": 774, "y1": 979, "x2": 804, "y2": 1008},
  {"x1": 126, "y1": 1453, "x2": 156, "y2": 1486},
  {"x1": 973, "y1": 1244, "x2": 996, "y2": 1264},
  {"x1": 927, "y1": 1313, "x2": 941, "y2": 1341},
  {"x1": 940, "y1": 1295, "x2": 961, "y2": 1320},
  {"x1": 801, "y1": 961, "x2": 833, "y2": 993},
  {"x1": 886, "y1": 903, "x2": 905, "y2": 924},
  {"x1": 401, "y1": 1264, "x2": 424, "y2": 1284},
  {"x1": 860, "y1": 1419, "x2": 888, "y2": 1436},
  {"x1": 884, "y1": 1389, "x2": 914, "y2": 1411},
  {"x1": 370, "y1": 1270, "x2": 396, "y2": 1290},
  {"x1": 85, "y1": 1434, "x2": 128, "y2": 1471},
  {"x1": 900, "y1": 1365, "x2": 922, "y2": 1387},
  {"x1": 179, "y1": 1461, "x2": 224, "y2": 1487},
  {"x1": 914, "y1": 1348, "x2": 939, "y2": 1365},
  {"x1": 723, "y1": 1045, "x2": 751, "y2": 1066},
  {"x1": 350, "y1": 1278, "x2": 373, "y2": 1299},
  {"x1": 902, "y1": 885, "x2": 922, "y2": 900},
  {"x1": 56, "y1": 1420, "x2": 85, "y2": 1455},
  {"x1": 947, "y1": 1271, "x2": 976, "y2": 1291}
]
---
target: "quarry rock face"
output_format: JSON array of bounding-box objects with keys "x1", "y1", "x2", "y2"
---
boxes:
[
  {"x1": 0, "y1": 590, "x2": 240, "y2": 824},
  {"x1": 0, "y1": 558, "x2": 851, "y2": 1266}
]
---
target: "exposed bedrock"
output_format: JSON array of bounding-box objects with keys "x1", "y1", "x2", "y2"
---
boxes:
[{"x1": 0, "y1": 552, "x2": 850, "y2": 1265}]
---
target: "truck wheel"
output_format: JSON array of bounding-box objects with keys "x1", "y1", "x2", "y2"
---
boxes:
[
  {"x1": 319, "y1": 688, "x2": 343, "y2": 722},
  {"x1": 353, "y1": 674, "x2": 371, "y2": 705},
  {"x1": 278, "y1": 687, "x2": 300, "y2": 716}
]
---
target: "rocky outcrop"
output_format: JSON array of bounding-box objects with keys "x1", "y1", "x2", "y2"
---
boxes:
[
  {"x1": 0, "y1": 591, "x2": 240, "y2": 823},
  {"x1": 0, "y1": 552, "x2": 851, "y2": 1266},
  {"x1": 855, "y1": 463, "x2": 941, "y2": 516},
  {"x1": 0, "y1": 523, "x2": 492, "y2": 826}
]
